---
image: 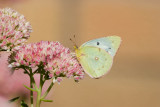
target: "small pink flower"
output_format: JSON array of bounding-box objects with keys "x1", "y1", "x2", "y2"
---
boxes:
[
  {"x1": 49, "y1": 73, "x2": 53, "y2": 78},
  {"x1": 55, "y1": 71, "x2": 61, "y2": 75},
  {"x1": 57, "y1": 77, "x2": 63, "y2": 83}
]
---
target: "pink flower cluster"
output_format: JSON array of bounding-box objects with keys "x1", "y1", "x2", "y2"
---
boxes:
[
  {"x1": 0, "y1": 8, "x2": 32, "y2": 51},
  {"x1": 9, "y1": 41, "x2": 84, "y2": 82}
]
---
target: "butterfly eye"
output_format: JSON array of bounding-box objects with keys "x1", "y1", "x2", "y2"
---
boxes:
[{"x1": 97, "y1": 42, "x2": 100, "y2": 45}]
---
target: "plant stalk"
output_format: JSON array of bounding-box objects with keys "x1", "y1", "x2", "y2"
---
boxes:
[
  {"x1": 36, "y1": 74, "x2": 43, "y2": 107},
  {"x1": 41, "y1": 82, "x2": 54, "y2": 100},
  {"x1": 30, "y1": 72, "x2": 34, "y2": 107}
]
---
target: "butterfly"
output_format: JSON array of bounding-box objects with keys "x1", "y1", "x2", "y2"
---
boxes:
[{"x1": 75, "y1": 36, "x2": 121, "y2": 79}]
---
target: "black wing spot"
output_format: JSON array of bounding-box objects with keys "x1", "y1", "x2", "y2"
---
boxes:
[
  {"x1": 109, "y1": 47, "x2": 111, "y2": 49},
  {"x1": 97, "y1": 42, "x2": 100, "y2": 45}
]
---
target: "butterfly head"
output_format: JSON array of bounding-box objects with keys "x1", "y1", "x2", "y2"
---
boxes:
[
  {"x1": 74, "y1": 45, "x2": 80, "y2": 57},
  {"x1": 73, "y1": 45, "x2": 79, "y2": 51}
]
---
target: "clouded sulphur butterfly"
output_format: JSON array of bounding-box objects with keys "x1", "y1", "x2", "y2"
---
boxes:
[{"x1": 75, "y1": 36, "x2": 121, "y2": 78}]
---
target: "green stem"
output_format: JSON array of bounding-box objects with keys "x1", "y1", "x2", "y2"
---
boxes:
[
  {"x1": 36, "y1": 90, "x2": 41, "y2": 107},
  {"x1": 41, "y1": 82, "x2": 54, "y2": 100},
  {"x1": 36, "y1": 74, "x2": 43, "y2": 107},
  {"x1": 24, "y1": 85, "x2": 37, "y2": 92},
  {"x1": 41, "y1": 99, "x2": 53, "y2": 102},
  {"x1": 30, "y1": 72, "x2": 34, "y2": 107},
  {"x1": 23, "y1": 67, "x2": 35, "y2": 107}
]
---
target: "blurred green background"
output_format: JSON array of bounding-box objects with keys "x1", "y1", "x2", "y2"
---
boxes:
[{"x1": 1, "y1": 0, "x2": 160, "y2": 107}]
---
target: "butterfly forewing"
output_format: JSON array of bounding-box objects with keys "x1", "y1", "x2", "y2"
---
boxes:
[
  {"x1": 80, "y1": 36, "x2": 121, "y2": 57},
  {"x1": 77, "y1": 46, "x2": 113, "y2": 78}
]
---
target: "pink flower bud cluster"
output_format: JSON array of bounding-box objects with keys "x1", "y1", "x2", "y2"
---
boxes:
[
  {"x1": 0, "y1": 8, "x2": 32, "y2": 51},
  {"x1": 9, "y1": 41, "x2": 84, "y2": 82}
]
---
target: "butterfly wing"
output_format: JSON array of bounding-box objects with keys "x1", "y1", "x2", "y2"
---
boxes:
[
  {"x1": 76, "y1": 46, "x2": 113, "y2": 78},
  {"x1": 80, "y1": 36, "x2": 121, "y2": 57}
]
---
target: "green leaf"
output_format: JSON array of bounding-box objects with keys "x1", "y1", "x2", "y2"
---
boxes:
[
  {"x1": 21, "y1": 100, "x2": 28, "y2": 107},
  {"x1": 24, "y1": 85, "x2": 37, "y2": 91},
  {"x1": 41, "y1": 99, "x2": 53, "y2": 102},
  {"x1": 9, "y1": 96, "x2": 20, "y2": 103}
]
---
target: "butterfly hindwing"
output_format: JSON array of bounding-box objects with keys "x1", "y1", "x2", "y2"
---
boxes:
[
  {"x1": 80, "y1": 36, "x2": 121, "y2": 57},
  {"x1": 77, "y1": 46, "x2": 113, "y2": 78}
]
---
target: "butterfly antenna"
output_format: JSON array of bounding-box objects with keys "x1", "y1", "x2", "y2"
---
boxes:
[
  {"x1": 70, "y1": 37, "x2": 78, "y2": 49},
  {"x1": 73, "y1": 35, "x2": 78, "y2": 48}
]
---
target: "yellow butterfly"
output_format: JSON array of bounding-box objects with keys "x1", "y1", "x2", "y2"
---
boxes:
[{"x1": 75, "y1": 36, "x2": 121, "y2": 78}]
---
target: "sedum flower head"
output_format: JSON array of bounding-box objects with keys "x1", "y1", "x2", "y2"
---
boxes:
[
  {"x1": 0, "y1": 8, "x2": 32, "y2": 51},
  {"x1": 9, "y1": 41, "x2": 84, "y2": 82}
]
